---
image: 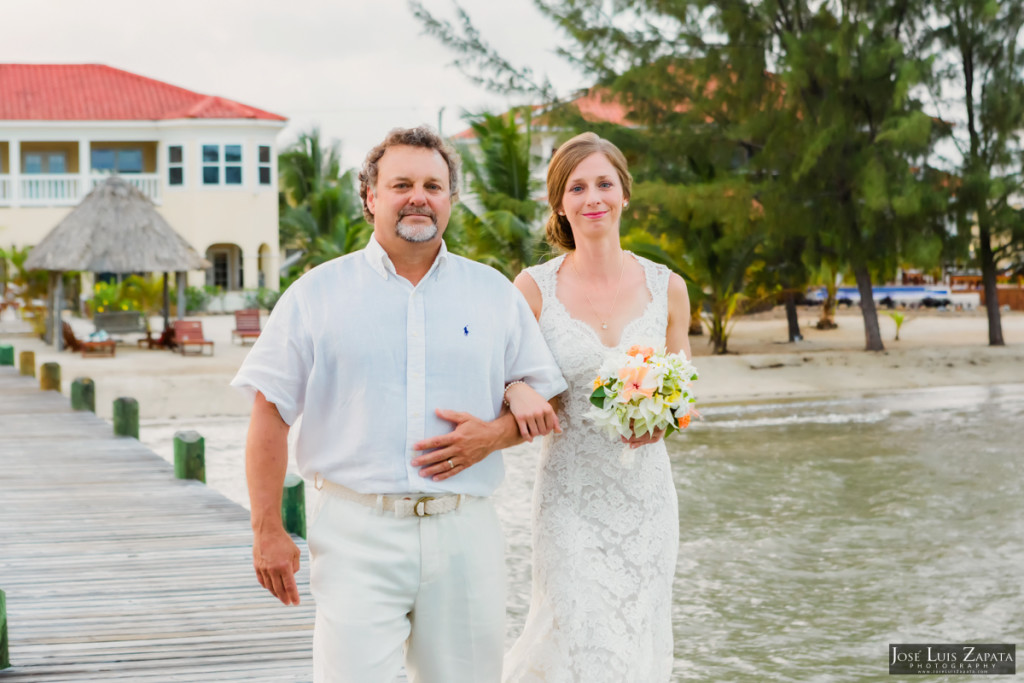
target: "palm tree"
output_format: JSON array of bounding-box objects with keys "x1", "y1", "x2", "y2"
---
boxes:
[
  {"x1": 278, "y1": 129, "x2": 369, "y2": 277},
  {"x1": 451, "y1": 108, "x2": 549, "y2": 278}
]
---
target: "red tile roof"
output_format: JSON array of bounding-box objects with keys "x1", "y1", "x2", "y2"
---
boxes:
[
  {"x1": 452, "y1": 88, "x2": 634, "y2": 140},
  {"x1": 0, "y1": 64, "x2": 286, "y2": 122}
]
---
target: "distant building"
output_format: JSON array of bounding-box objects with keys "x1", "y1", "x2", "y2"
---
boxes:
[{"x1": 0, "y1": 64, "x2": 287, "y2": 296}]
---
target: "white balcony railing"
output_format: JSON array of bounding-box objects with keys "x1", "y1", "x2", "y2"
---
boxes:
[
  {"x1": 18, "y1": 174, "x2": 81, "y2": 206},
  {"x1": 91, "y1": 174, "x2": 161, "y2": 203},
  {"x1": 0, "y1": 173, "x2": 161, "y2": 207}
]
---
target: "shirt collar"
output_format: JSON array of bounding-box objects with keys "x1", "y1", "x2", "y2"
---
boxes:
[{"x1": 364, "y1": 234, "x2": 450, "y2": 281}]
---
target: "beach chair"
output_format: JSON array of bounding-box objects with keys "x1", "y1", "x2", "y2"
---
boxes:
[
  {"x1": 231, "y1": 309, "x2": 262, "y2": 344},
  {"x1": 172, "y1": 320, "x2": 214, "y2": 356},
  {"x1": 62, "y1": 321, "x2": 116, "y2": 358}
]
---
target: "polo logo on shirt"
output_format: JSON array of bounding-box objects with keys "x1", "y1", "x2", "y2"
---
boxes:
[{"x1": 463, "y1": 326, "x2": 469, "y2": 336}]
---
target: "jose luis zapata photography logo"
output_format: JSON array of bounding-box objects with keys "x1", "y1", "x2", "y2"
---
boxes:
[{"x1": 890, "y1": 644, "x2": 1015, "y2": 675}]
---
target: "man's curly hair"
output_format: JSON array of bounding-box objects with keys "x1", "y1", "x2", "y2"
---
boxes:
[{"x1": 358, "y1": 126, "x2": 460, "y2": 222}]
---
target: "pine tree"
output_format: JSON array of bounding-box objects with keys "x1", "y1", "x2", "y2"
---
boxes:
[{"x1": 929, "y1": 0, "x2": 1024, "y2": 346}]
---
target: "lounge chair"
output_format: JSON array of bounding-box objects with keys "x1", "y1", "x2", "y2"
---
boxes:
[
  {"x1": 62, "y1": 321, "x2": 116, "y2": 358},
  {"x1": 231, "y1": 309, "x2": 262, "y2": 345},
  {"x1": 172, "y1": 320, "x2": 214, "y2": 356}
]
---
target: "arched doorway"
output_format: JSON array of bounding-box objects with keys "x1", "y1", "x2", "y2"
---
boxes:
[{"x1": 205, "y1": 243, "x2": 243, "y2": 292}]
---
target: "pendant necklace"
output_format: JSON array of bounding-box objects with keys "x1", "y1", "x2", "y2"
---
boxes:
[{"x1": 570, "y1": 251, "x2": 626, "y2": 330}]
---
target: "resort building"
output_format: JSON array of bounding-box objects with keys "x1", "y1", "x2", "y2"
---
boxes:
[{"x1": 0, "y1": 64, "x2": 287, "y2": 300}]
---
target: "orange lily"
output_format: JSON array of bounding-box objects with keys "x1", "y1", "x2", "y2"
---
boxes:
[{"x1": 618, "y1": 365, "x2": 656, "y2": 401}]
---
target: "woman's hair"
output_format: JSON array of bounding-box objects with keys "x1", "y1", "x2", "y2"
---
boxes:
[
  {"x1": 544, "y1": 132, "x2": 633, "y2": 251},
  {"x1": 358, "y1": 126, "x2": 460, "y2": 222}
]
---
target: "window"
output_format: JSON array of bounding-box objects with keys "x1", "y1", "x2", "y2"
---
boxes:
[
  {"x1": 258, "y1": 145, "x2": 272, "y2": 185},
  {"x1": 202, "y1": 145, "x2": 219, "y2": 184},
  {"x1": 91, "y1": 148, "x2": 142, "y2": 173},
  {"x1": 225, "y1": 145, "x2": 242, "y2": 185},
  {"x1": 202, "y1": 144, "x2": 243, "y2": 186},
  {"x1": 23, "y1": 152, "x2": 67, "y2": 174},
  {"x1": 48, "y1": 153, "x2": 67, "y2": 174},
  {"x1": 168, "y1": 146, "x2": 183, "y2": 186}
]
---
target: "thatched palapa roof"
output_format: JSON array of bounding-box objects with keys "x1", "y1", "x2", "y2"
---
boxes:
[{"x1": 24, "y1": 176, "x2": 209, "y2": 273}]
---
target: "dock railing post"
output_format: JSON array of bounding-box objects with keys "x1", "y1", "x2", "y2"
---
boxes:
[
  {"x1": 282, "y1": 474, "x2": 306, "y2": 539},
  {"x1": 173, "y1": 431, "x2": 206, "y2": 483},
  {"x1": 18, "y1": 350, "x2": 34, "y2": 377},
  {"x1": 1, "y1": 587, "x2": 9, "y2": 670},
  {"x1": 0, "y1": 344, "x2": 13, "y2": 366},
  {"x1": 40, "y1": 362, "x2": 60, "y2": 391},
  {"x1": 112, "y1": 397, "x2": 139, "y2": 439},
  {"x1": 71, "y1": 378, "x2": 95, "y2": 412}
]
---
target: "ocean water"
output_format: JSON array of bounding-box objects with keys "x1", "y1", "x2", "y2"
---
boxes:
[{"x1": 141, "y1": 383, "x2": 1024, "y2": 682}]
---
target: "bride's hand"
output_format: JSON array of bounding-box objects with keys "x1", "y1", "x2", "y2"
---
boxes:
[
  {"x1": 622, "y1": 425, "x2": 665, "y2": 449},
  {"x1": 505, "y1": 382, "x2": 562, "y2": 442}
]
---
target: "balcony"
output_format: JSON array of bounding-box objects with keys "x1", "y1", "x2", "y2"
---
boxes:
[{"x1": 0, "y1": 173, "x2": 161, "y2": 207}]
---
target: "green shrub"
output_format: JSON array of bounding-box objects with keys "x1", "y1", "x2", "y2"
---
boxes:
[{"x1": 244, "y1": 287, "x2": 282, "y2": 312}]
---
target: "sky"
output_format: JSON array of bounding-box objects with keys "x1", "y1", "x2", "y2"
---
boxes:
[{"x1": 2, "y1": 0, "x2": 587, "y2": 169}]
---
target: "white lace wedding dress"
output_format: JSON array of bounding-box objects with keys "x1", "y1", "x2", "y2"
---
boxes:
[{"x1": 504, "y1": 253, "x2": 679, "y2": 683}]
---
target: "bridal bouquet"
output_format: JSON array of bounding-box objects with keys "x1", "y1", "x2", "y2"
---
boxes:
[{"x1": 587, "y1": 345, "x2": 699, "y2": 442}]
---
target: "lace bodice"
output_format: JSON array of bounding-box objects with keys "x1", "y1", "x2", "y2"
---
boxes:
[{"x1": 503, "y1": 253, "x2": 679, "y2": 682}]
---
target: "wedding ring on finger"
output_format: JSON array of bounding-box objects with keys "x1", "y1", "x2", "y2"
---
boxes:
[{"x1": 447, "y1": 458, "x2": 455, "y2": 470}]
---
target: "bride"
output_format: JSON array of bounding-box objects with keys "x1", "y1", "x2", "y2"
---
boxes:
[{"x1": 503, "y1": 132, "x2": 691, "y2": 682}]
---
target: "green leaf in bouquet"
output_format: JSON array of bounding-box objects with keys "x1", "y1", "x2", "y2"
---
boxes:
[{"x1": 589, "y1": 386, "x2": 607, "y2": 408}]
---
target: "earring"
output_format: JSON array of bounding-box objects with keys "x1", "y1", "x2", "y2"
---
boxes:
[
  {"x1": 558, "y1": 210, "x2": 565, "y2": 216},
  {"x1": 623, "y1": 201, "x2": 629, "y2": 208}
]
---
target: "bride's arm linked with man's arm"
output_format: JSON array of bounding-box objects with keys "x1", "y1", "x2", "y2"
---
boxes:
[{"x1": 411, "y1": 385, "x2": 561, "y2": 481}]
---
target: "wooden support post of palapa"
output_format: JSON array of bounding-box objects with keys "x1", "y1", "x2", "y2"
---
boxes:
[
  {"x1": 173, "y1": 430, "x2": 206, "y2": 483},
  {"x1": 282, "y1": 474, "x2": 306, "y2": 539},
  {"x1": 112, "y1": 397, "x2": 139, "y2": 439}
]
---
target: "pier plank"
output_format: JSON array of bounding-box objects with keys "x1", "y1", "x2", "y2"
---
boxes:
[{"x1": 0, "y1": 369, "x2": 318, "y2": 681}]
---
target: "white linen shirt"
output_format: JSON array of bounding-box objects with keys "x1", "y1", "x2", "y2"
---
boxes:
[{"x1": 231, "y1": 236, "x2": 567, "y2": 496}]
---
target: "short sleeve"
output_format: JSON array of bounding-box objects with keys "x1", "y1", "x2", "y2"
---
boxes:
[
  {"x1": 229, "y1": 284, "x2": 313, "y2": 425},
  {"x1": 504, "y1": 287, "x2": 567, "y2": 400}
]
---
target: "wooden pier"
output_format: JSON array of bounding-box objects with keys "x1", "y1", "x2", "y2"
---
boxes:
[{"x1": 0, "y1": 368, "x2": 315, "y2": 680}]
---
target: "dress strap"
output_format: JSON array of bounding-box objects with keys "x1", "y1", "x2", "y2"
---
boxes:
[
  {"x1": 524, "y1": 254, "x2": 565, "y2": 312},
  {"x1": 634, "y1": 254, "x2": 671, "y2": 336}
]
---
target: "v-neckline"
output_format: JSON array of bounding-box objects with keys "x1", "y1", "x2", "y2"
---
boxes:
[{"x1": 551, "y1": 252, "x2": 655, "y2": 349}]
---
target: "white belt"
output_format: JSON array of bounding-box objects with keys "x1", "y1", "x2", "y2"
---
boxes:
[{"x1": 316, "y1": 477, "x2": 470, "y2": 518}]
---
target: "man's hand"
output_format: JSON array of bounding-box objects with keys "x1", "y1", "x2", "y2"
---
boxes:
[
  {"x1": 504, "y1": 383, "x2": 561, "y2": 442},
  {"x1": 412, "y1": 408, "x2": 512, "y2": 481},
  {"x1": 253, "y1": 525, "x2": 302, "y2": 605}
]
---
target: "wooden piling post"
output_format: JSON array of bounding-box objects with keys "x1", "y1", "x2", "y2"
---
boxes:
[
  {"x1": 112, "y1": 397, "x2": 139, "y2": 439},
  {"x1": 1, "y1": 588, "x2": 9, "y2": 670},
  {"x1": 0, "y1": 344, "x2": 13, "y2": 366},
  {"x1": 40, "y1": 362, "x2": 60, "y2": 391},
  {"x1": 71, "y1": 378, "x2": 95, "y2": 412},
  {"x1": 173, "y1": 431, "x2": 206, "y2": 483},
  {"x1": 281, "y1": 474, "x2": 306, "y2": 539},
  {"x1": 18, "y1": 350, "x2": 34, "y2": 377}
]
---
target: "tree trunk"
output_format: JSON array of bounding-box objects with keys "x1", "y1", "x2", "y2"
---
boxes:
[
  {"x1": 853, "y1": 261, "x2": 884, "y2": 351},
  {"x1": 784, "y1": 291, "x2": 803, "y2": 342},
  {"x1": 817, "y1": 272, "x2": 838, "y2": 329},
  {"x1": 977, "y1": 223, "x2": 1005, "y2": 346},
  {"x1": 688, "y1": 307, "x2": 703, "y2": 336}
]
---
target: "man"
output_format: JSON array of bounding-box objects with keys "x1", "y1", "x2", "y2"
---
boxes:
[{"x1": 231, "y1": 126, "x2": 566, "y2": 682}]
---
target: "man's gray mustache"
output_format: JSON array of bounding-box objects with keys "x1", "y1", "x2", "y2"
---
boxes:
[{"x1": 399, "y1": 208, "x2": 436, "y2": 220}]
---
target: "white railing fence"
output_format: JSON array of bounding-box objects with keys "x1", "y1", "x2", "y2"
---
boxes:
[{"x1": 0, "y1": 173, "x2": 161, "y2": 207}]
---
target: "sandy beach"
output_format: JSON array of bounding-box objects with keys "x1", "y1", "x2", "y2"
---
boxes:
[{"x1": 2, "y1": 306, "x2": 1023, "y2": 418}]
